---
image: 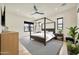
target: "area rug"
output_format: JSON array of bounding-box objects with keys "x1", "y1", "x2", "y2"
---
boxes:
[{"x1": 20, "y1": 37, "x2": 63, "y2": 55}]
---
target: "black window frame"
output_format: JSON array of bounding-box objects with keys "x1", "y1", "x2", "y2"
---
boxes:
[
  {"x1": 57, "y1": 17, "x2": 63, "y2": 30},
  {"x1": 24, "y1": 21, "x2": 34, "y2": 32}
]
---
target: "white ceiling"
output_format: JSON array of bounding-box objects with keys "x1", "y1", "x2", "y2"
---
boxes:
[{"x1": 0, "y1": 3, "x2": 77, "y2": 19}]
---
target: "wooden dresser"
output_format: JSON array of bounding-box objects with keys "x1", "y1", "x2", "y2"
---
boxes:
[{"x1": 0, "y1": 32, "x2": 19, "y2": 55}]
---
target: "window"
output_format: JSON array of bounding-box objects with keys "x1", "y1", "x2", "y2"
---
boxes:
[
  {"x1": 57, "y1": 17, "x2": 63, "y2": 30},
  {"x1": 30, "y1": 24, "x2": 34, "y2": 31},
  {"x1": 24, "y1": 21, "x2": 34, "y2": 32},
  {"x1": 24, "y1": 24, "x2": 30, "y2": 32}
]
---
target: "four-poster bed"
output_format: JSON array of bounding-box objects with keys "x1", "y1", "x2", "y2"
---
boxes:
[{"x1": 30, "y1": 17, "x2": 56, "y2": 46}]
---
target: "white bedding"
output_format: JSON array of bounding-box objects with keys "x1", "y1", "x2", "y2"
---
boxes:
[{"x1": 31, "y1": 32, "x2": 55, "y2": 41}]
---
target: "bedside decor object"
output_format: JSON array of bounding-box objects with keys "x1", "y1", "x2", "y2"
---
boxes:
[
  {"x1": 58, "y1": 29, "x2": 63, "y2": 34},
  {"x1": 2, "y1": 26, "x2": 8, "y2": 32},
  {"x1": 55, "y1": 33, "x2": 64, "y2": 41}
]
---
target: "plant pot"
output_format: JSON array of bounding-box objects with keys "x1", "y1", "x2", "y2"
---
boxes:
[
  {"x1": 76, "y1": 40, "x2": 79, "y2": 45},
  {"x1": 67, "y1": 41, "x2": 79, "y2": 55}
]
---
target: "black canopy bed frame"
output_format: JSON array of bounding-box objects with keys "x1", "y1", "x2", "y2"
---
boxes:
[{"x1": 30, "y1": 17, "x2": 56, "y2": 46}]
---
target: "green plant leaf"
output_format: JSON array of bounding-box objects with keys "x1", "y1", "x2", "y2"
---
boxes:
[
  {"x1": 67, "y1": 26, "x2": 79, "y2": 39},
  {"x1": 77, "y1": 33, "x2": 79, "y2": 40}
]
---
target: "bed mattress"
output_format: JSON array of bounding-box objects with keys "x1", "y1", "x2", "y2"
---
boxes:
[{"x1": 31, "y1": 32, "x2": 55, "y2": 41}]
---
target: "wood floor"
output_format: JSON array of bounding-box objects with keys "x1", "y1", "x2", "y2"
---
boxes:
[
  {"x1": 19, "y1": 43, "x2": 31, "y2": 55},
  {"x1": 59, "y1": 42, "x2": 68, "y2": 55}
]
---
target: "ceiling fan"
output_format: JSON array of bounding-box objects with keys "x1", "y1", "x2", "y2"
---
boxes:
[{"x1": 32, "y1": 4, "x2": 44, "y2": 15}]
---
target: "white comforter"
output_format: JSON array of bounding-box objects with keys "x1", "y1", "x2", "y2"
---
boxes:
[{"x1": 31, "y1": 32, "x2": 55, "y2": 41}]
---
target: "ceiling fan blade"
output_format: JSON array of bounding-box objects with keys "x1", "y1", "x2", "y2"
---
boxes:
[
  {"x1": 32, "y1": 12, "x2": 37, "y2": 15},
  {"x1": 37, "y1": 12, "x2": 44, "y2": 14},
  {"x1": 34, "y1": 5, "x2": 38, "y2": 11},
  {"x1": 61, "y1": 3, "x2": 66, "y2": 6},
  {"x1": 32, "y1": 12, "x2": 44, "y2": 15},
  {"x1": 32, "y1": 4, "x2": 45, "y2": 15}
]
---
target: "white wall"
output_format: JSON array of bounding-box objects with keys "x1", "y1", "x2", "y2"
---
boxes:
[
  {"x1": 53, "y1": 7, "x2": 77, "y2": 37},
  {"x1": 77, "y1": 4, "x2": 79, "y2": 33},
  {"x1": 5, "y1": 4, "x2": 77, "y2": 39},
  {"x1": 6, "y1": 8, "x2": 34, "y2": 39},
  {"x1": 77, "y1": 13, "x2": 79, "y2": 33}
]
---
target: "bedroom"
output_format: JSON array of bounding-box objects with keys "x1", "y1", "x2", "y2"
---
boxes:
[{"x1": 0, "y1": 3, "x2": 79, "y2": 55}]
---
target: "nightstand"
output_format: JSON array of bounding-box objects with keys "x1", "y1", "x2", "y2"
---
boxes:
[{"x1": 54, "y1": 33, "x2": 64, "y2": 41}]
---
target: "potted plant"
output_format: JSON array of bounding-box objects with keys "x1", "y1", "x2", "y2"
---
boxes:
[
  {"x1": 58, "y1": 29, "x2": 63, "y2": 34},
  {"x1": 68, "y1": 26, "x2": 79, "y2": 44},
  {"x1": 67, "y1": 41, "x2": 79, "y2": 55},
  {"x1": 77, "y1": 33, "x2": 79, "y2": 40},
  {"x1": 76, "y1": 33, "x2": 79, "y2": 44}
]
